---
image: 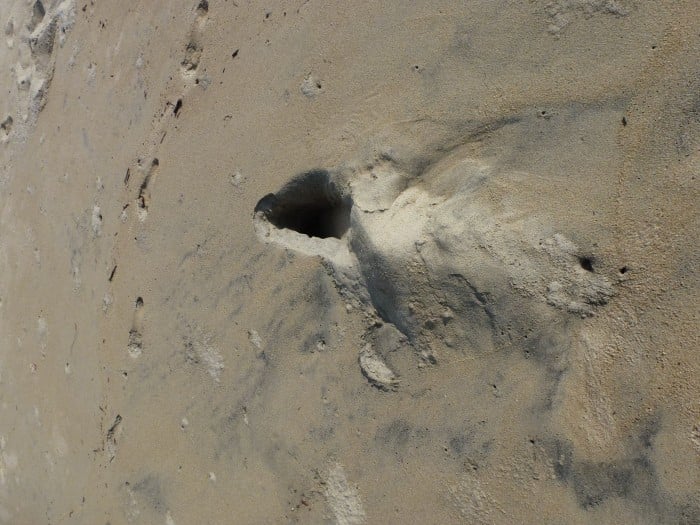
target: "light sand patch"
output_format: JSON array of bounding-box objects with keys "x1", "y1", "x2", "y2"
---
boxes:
[{"x1": 324, "y1": 463, "x2": 365, "y2": 525}]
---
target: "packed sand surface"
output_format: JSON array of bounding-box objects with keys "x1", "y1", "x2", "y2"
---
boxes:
[{"x1": 0, "y1": 1, "x2": 698, "y2": 523}]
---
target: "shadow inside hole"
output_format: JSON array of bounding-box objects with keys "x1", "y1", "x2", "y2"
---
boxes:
[
  {"x1": 579, "y1": 256, "x2": 594, "y2": 272},
  {"x1": 255, "y1": 169, "x2": 352, "y2": 239}
]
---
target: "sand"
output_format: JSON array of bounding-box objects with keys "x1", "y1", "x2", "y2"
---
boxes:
[{"x1": 0, "y1": 0, "x2": 698, "y2": 523}]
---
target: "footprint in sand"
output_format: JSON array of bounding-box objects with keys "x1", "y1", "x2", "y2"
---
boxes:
[
  {"x1": 0, "y1": 116, "x2": 12, "y2": 142},
  {"x1": 137, "y1": 158, "x2": 159, "y2": 222},
  {"x1": 127, "y1": 297, "x2": 145, "y2": 358},
  {"x1": 180, "y1": 1, "x2": 209, "y2": 82}
]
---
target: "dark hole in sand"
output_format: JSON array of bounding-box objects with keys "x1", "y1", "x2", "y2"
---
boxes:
[
  {"x1": 255, "y1": 170, "x2": 352, "y2": 239},
  {"x1": 579, "y1": 256, "x2": 594, "y2": 272}
]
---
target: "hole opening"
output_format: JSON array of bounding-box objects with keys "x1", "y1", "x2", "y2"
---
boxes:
[
  {"x1": 578, "y1": 256, "x2": 594, "y2": 272},
  {"x1": 255, "y1": 170, "x2": 352, "y2": 239}
]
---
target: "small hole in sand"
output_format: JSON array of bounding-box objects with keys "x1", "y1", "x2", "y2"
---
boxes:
[
  {"x1": 619, "y1": 266, "x2": 628, "y2": 274},
  {"x1": 255, "y1": 170, "x2": 352, "y2": 239},
  {"x1": 579, "y1": 257, "x2": 594, "y2": 272}
]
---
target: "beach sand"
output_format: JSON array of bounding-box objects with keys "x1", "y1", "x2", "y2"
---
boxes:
[{"x1": 0, "y1": 1, "x2": 698, "y2": 523}]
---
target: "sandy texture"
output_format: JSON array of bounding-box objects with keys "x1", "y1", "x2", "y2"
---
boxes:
[{"x1": 0, "y1": 1, "x2": 698, "y2": 523}]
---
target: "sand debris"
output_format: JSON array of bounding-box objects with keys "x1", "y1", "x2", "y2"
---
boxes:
[
  {"x1": 358, "y1": 344, "x2": 398, "y2": 391},
  {"x1": 324, "y1": 463, "x2": 366, "y2": 525}
]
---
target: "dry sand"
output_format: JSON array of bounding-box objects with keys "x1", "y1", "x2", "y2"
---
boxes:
[{"x1": 0, "y1": 0, "x2": 698, "y2": 523}]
